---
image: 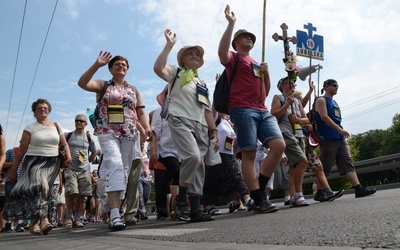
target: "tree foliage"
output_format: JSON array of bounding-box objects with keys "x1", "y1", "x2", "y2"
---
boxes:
[{"x1": 348, "y1": 113, "x2": 400, "y2": 161}]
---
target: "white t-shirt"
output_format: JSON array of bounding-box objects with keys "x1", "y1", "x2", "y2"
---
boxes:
[{"x1": 25, "y1": 122, "x2": 60, "y2": 157}]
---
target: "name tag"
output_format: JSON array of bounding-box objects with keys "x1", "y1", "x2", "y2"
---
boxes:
[
  {"x1": 224, "y1": 135, "x2": 234, "y2": 151},
  {"x1": 251, "y1": 62, "x2": 261, "y2": 78},
  {"x1": 79, "y1": 150, "x2": 86, "y2": 163},
  {"x1": 108, "y1": 104, "x2": 124, "y2": 124},
  {"x1": 196, "y1": 84, "x2": 210, "y2": 107}
]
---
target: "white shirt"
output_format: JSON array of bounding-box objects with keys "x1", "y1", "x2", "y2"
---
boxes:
[{"x1": 151, "y1": 107, "x2": 180, "y2": 160}]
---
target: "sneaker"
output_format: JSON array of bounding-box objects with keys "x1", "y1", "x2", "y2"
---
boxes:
[
  {"x1": 228, "y1": 202, "x2": 240, "y2": 213},
  {"x1": 57, "y1": 221, "x2": 64, "y2": 227},
  {"x1": 171, "y1": 199, "x2": 190, "y2": 222},
  {"x1": 108, "y1": 217, "x2": 126, "y2": 231},
  {"x1": 355, "y1": 186, "x2": 376, "y2": 198},
  {"x1": 190, "y1": 211, "x2": 215, "y2": 223},
  {"x1": 15, "y1": 223, "x2": 25, "y2": 233},
  {"x1": 327, "y1": 189, "x2": 344, "y2": 202},
  {"x1": 254, "y1": 200, "x2": 279, "y2": 214},
  {"x1": 284, "y1": 200, "x2": 290, "y2": 206},
  {"x1": 314, "y1": 191, "x2": 329, "y2": 202}
]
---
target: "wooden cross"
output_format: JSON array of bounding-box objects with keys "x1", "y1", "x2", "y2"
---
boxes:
[
  {"x1": 272, "y1": 23, "x2": 298, "y2": 132},
  {"x1": 272, "y1": 23, "x2": 298, "y2": 53}
]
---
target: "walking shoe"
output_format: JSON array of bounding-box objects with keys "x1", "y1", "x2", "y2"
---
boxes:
[
  {"x1": 284, "y1": 200, "x2": 290, "y2": 206},
  {"x1": 290, "y1": 195, "x2": 310, "y2": 208},
  {"x1": 57, "y1": 221, "x2": 64, "y2": 227},
  {"x1": 189, "y1": 211, "x2": 215, "y2": 223},
  {"x1": 4, "y1": 222, "x2": 13, "y2": 233},
  {"x1": 254, "y1": 200, "x2": 279, "y2": 214},
  {"x1": 170, "y1": 199, "x2": 190, "y2": 222},
  {"x1": 314, "y1": 191, "x2": 329, "y2": 202},
  {"x1": 15, "y1": 223, "x2": 25, "y2": 232},
  {"x1": 108, "y1": 217, "x2": 126, "y2": 231},
  {"x1": 203, "y1": 206, "x2": 222, "y2": 215},
  {"x1": 228, "y1": 202, "x2": 240, "y2": 213},
  {"x1": 355, "y1": 186, "x2": 376, "y2": 198},
  {"x1": 245, "y1": 199, "x2": 255, "y2": 211},
  {"x1": 73, "y1": 220, "x2": 85, "y2": 228},
  {"x1": 327, "y1": 189, "x2": 344, "y2": 202}
]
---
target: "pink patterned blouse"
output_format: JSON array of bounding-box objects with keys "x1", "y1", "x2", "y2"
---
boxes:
[{"x1": 94, "y1": 80, "x2": 139, "y2": 141}]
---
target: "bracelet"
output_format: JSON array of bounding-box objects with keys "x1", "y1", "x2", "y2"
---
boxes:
[
  {"x1": 136, "y1": 105, "x2": 145, "y2": 109},
  {"x1": 210, "y1": 129, "x2": 218, "y2": 133}
]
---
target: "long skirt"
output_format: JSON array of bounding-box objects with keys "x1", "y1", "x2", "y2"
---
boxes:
[
  {"x1": 3, "y1": 156, "x2": 60, "y2": 220},
  {"x1": 201, "y1": 153, "x2": 249, "y2": 206}
]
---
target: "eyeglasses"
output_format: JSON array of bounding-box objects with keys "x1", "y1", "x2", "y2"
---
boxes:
[
  {"x1": 75, "y1": 120, "x2": 86, "y2": 123},
  {"x1": 330, "y1": 84, "x2": 339, "y2": 88},
  {"x1": 114, "y1": 62, "x2": 127, "y2": 67},
  {"x1": 183, "y1": 51, "x2": 201, "y2": 57}
]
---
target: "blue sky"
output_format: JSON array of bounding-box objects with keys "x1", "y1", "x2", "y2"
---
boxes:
[{"x1": 1, "y1": 0, "x2": 399, "y2": 148}]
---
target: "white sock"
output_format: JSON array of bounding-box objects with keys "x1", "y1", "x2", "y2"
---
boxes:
[{"x1": 110, "y1": 208, "x2": 120, "y2": 220}]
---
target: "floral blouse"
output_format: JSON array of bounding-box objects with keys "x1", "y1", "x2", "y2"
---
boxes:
[{"x1": 94, "y1": 80, "x2": 139, "y2": 140}]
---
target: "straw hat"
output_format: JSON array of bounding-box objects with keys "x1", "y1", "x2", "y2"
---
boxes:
[{"x1": 177, "y1": 45, "x2": 204, "y2": 68}]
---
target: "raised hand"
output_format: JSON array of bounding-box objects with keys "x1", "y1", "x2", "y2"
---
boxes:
[
  {"x1": 164, "y1": 29, "x2": 176, "y2": 47},
  {"x1": 224, "y1": 5, "x2": 236, "y2": 23},
  {"x1": 96, "y1": 51, "x2": 112, "y2": 67}
]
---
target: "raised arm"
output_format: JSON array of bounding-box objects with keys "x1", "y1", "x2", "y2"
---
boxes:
[
  {"x1": 153, "y1": 29, "x2": 176, "y2": 82},
  {"x1": 218, "y1": 5, "x2": 236, "y2": 65},
  {"x1": 77, "y1": 51, "x2": 112, "y2": 95}
]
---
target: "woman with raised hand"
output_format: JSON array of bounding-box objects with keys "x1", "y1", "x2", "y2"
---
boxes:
[
  {"x1": 153, "y1": 29, "x2": 218, "y2": 223},
  {"x1": 77, "y1": 51, "x2": 151, "y2": 230}
]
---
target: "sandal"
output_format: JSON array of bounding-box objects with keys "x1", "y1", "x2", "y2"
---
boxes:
[
  {"x1": 289, "y1": 195, "x2": 310, "y2": 208},
  {"x1": 30, "y1": 224, "x2": 41, "y2": 235},
  {"x1": 64, "y1": 220, "x2": 73, "y2": 229},
  {"x1": 108, "y1": 217, "x2": 126, "y2": 231},
  {"x1": 40, "y1": 223, "x2": 53, "y2": 235}
]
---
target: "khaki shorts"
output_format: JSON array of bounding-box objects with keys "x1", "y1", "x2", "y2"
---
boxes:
[
  {"x1": 282, "y1": 133, "x2": 307, "y2": 167},
  {"x1": 64, "y1": 169, "x2": 92, "y2": 196}
]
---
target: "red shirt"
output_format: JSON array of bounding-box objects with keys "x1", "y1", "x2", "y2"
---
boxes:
[{"x1": 224, "y1": 51, "x2": 268, "y2": 111}]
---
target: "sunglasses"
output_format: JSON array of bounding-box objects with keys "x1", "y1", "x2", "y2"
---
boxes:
[
  {"x1": 75, "y1": 120, "x2": 86, "y2": 123},
  {"x1": 331, "y1": 84, "x2": 339, "y2": 88}
]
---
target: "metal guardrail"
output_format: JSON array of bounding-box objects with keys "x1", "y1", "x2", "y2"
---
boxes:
[{"x1": 303, "y1": 153, "x2": 400, "y2": 184}]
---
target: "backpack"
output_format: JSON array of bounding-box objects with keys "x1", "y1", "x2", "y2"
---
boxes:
[
  {"x1": 89, "y1": 80, "x2": 139, "y2": 128},
  {"x1": 65, "y1": 132, "x2": 92, "y2": 154},
  {"x1": 213, "y1": 54, "x2": 239, "y2": 114},
  {"x1": 309, "y1": 96, "x2": 325, "y2": 141}
]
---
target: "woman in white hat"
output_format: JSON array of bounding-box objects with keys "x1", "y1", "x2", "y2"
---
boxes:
[{"x1": 154, "y1": 29, "x2": 218, "y2": 223}]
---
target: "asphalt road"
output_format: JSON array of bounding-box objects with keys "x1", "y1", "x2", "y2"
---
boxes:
[{"x1": 1, "y1": 186, "x2": 400, "y2": 250}]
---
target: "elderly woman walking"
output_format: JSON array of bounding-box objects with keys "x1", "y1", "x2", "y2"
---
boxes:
[
  {"x1": 153, "y1": 29, "x2": 218, "y2": 223},
  {"x1": 77, "y1": 51, "x2": 151, "y2": 230},
  {"x1": 3, "y1": 98, "x2": 72, "y2": 235}
]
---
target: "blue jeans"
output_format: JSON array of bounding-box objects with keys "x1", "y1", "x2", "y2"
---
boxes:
[{"x1": 230, "y1": 108, "x2": 283, "y2": 151}]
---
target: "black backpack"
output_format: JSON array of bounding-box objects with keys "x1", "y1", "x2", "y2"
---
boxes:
[{"x1": 213, "y1": 54, "x2": 239, "y2": 114}]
